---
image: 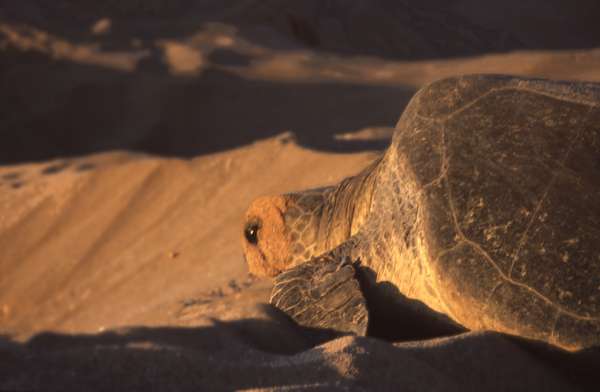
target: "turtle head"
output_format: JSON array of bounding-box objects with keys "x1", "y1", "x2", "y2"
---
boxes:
[
  {"x1": 243, "y1": 160, "x2": 379, "y2": 277},
  {"x1": 242, "y1": 191, "x2": 329, "y2": 277}
]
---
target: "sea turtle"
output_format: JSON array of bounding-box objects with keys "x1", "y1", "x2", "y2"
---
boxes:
[{"x1": 241, "y1": 74, "x2": 600, "y2": 351}]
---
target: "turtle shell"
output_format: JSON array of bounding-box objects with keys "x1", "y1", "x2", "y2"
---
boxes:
[{"x1": 394, "y1": 75, "x2": 600, "y2": 349}]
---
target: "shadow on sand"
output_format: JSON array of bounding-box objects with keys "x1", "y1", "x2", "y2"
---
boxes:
[
  {"x1": 1, "y1": 313, "x2": 600, "y2": 391},
  {"x1": 0, "y1": 309, "x2": 344, "y2": 391},
  {"x1": 3, "y1": 1, "x2": 600, "y2": 59},
  {"x1": 0, "y1": 47, "x2": 410, "y2": 164},
  {"x1": 2, "y1": 1, "x2": 600, "y2": 164}
]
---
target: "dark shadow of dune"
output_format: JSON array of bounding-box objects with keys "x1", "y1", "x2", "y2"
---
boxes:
[
  {"x1": 0, "y1": 48, "x2": 411, "y2": 164},
  {"x1": 234, "y1": 0, "x2": 600, "y2": 58},
  {"x1": 208, "y1": 48, "x2": 252, "y2": 67},
  {"x1": 2, "y1": 0, "x2": 600, "y2": 60},
  {"x1": 2, "y1": 1, "x2": 600, "y2": 164},
  {"x1": 1, "y1": 318, "x2": 599, "y2": 391},
  {"x1": 0, "y1": 318, "x2": 344, "y2": 391},
  {"x1": 27, "y1": 305, "x2": 339, "y2": 356}
]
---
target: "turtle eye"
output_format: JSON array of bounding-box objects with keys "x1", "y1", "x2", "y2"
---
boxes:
[{"x1": 244, "y1": 221, "x2": 260, "y2": 245}]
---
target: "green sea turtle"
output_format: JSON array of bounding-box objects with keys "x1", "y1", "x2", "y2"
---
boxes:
[{"x1": 242, "y1": 75, "x2": 600, "y2": 351}]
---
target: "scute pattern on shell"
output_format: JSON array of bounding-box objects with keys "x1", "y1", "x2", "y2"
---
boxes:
[{"x1": 361, "y1": 75, "x2": 600, "y2": 350}]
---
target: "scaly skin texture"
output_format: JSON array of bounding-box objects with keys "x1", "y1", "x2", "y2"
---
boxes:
[
  {"x1": 243, "y1": 159, "x2": 379, "y2": 275},
  {"x1": 243, "y1": 75, "x2": 600, "y2": 351}
]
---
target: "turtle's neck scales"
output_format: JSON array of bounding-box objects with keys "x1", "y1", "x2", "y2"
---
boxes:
[{"x1": 315, "y1": 156, "x2": 382, "y2": 253}]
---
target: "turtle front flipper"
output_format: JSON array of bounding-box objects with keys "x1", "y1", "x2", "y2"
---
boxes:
[{"x1": 270, "y1": 255, "x2": 368, "y2": 336}]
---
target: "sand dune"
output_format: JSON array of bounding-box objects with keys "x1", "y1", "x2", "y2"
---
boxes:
[
  {"x1": 0, "y1": 138, "x2": 376, "y2": 338},
  {"x1": 1, "y1": 1, "x2": 600, "y2": 390}
]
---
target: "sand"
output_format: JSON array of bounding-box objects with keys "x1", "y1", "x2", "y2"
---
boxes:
[{"x1": 1, "y1": 1, "x2": 600, "y2": 390}]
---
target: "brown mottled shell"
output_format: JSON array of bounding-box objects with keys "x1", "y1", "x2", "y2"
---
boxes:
[{"x1": 394, "y1": 75, "x2": 600, "y2": 350}]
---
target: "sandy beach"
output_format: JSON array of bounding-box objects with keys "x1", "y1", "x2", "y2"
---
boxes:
[{"x1": 1, "y1": 1, "x2": 600, "y2": 390}]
